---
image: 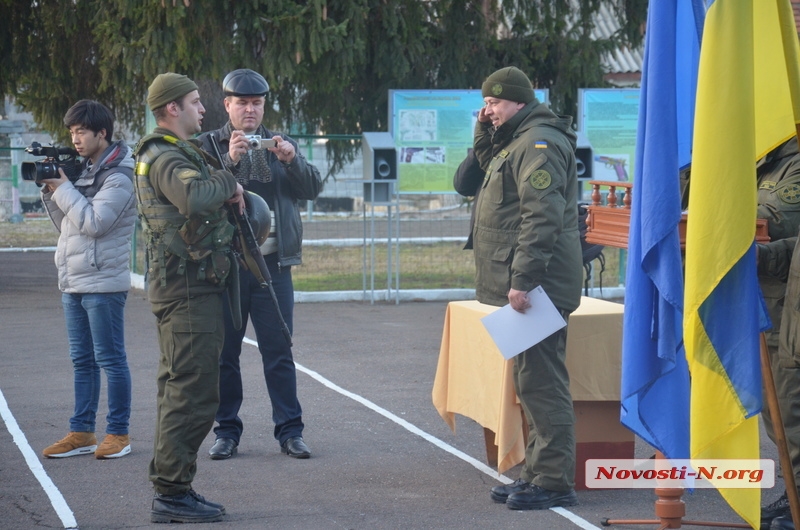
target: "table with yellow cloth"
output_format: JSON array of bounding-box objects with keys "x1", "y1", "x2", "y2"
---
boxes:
[{"x1": 432, "y1": 297, "x2": 633, "y2": 486}]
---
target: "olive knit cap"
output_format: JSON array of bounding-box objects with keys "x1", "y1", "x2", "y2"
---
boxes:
[
  {"x1": 147, "y1": 73, "x2": 199, "y2": 111},
  {"x1": 481, "y1": 66, "x2": 534, "y2": 104}
]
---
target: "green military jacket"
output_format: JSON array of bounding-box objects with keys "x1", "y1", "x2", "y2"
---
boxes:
[
  {"x1": 134, "y1": 127, "x2": 238, "y2": 304},
  {"x1": 472, "y1": 101, "x2": 582, "y2": 312}
]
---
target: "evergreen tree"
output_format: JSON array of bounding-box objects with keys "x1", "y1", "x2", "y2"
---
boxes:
[{"x1": 0, "y1": 0, "x2": 646, "y2": 175}]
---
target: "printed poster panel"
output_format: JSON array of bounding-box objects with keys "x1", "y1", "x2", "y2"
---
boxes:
[
  {"x1": 577, "y1": 88, "x2": 640, "y2": 184},
  {"x1": 389, "y1": 89, "x2": 548, "y2": 193}
]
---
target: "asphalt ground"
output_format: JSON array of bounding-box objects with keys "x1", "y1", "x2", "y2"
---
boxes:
[{"x1": 0, "y1": 249, "x2": 786, "y2": 529}]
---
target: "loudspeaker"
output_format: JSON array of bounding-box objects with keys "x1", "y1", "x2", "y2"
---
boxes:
[
  {"x1": 575, "y1": 131, "x2": 592, "y2": 180},
  {"x1": 362, "y1": 132, "x2": 397, "y2": 180}
]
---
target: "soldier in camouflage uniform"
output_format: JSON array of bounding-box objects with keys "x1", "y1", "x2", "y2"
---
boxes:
[{"x1": 134, "y1": 73, "x2": 243, "y2": 524}]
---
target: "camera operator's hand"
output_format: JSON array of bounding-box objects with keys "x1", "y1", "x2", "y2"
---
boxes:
[
  {"x1": 40, "y1": 168, "x2": 70, "y2": 192},
  {"x1": 269, "y1": 136, "x2": 295, "y2": 165},
  {"x1": 228, "y1": 130, "x2": 250, "y2": 165}
]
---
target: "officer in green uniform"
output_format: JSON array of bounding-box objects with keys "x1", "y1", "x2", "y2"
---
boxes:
[
  {"x1": 755, "y1": 137, "x2": 800, "y2": 528},
  {"x1": 473, "y1": 67, "x2": 582, "y2": 511},
  {"x1": 134, "y1": 73, "x2": 244, "y2": 524}
]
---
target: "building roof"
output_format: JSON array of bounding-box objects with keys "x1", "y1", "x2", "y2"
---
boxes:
[{"x1": 591, "y1": 2, "x2": 643, "y2": 75}]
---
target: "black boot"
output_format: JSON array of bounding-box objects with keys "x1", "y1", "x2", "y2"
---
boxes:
[
  {"x1": 771, "y1": 515, "x2": 795, "y2": 530},
  {"x1": 490, "y1": 479, "x2": 530, "y2": 503},
  {"x1": 506, "y1": 484, "x2": 578, "y2": 510},
  {"x1": 762, "y1": 491, "x2": 790, "y2": 530},
  {"x1": 187, "y1": 489, "x2": 226, "y2": 514},
  {"x1": 151, "y1": 490, "x2": 224, "y2": 524}
]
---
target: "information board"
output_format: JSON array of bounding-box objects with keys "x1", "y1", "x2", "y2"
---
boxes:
[
  {"x1": 577, "y1": 88, "x2": 640, "y2": 183},
  {"x1": 389, "y1": 89, "x2": 548, "y2": 193}
]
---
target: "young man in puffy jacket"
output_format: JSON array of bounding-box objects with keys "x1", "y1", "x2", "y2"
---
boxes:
[{"x1": 39, "y1": 100, "x2": 137, "y2": 460}]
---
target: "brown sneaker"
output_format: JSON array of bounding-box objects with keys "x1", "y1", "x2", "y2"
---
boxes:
[
  {"x1": 95, "y1": 434, "x2": 131, "y2": 459},
  {"x1": 42, "y1": 432, "x2": 97, "y2": 458}
]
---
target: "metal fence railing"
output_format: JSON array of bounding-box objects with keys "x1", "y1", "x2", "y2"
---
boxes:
[{"x1": 0, "y1": 139, "x2": 625, "y2": 301}]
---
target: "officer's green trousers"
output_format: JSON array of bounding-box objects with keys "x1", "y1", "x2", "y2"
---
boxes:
[
  {"x1": 513, "y1": 314, "x2": 576, "y2": 491},
  {"x1": 148, "y1": 294, "x2": 224, "y2": 496}
]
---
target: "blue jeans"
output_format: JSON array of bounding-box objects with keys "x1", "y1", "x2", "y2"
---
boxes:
[
  {"x1": 62, "y1": 291, "x2": 131, "y2": 435},
  {"x1": 215, "y1": 254, "x2": 304, "y2": 445}
]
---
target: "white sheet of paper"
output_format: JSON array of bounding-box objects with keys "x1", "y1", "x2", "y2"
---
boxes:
[{"x1": 480, "y1": 286, "x2": 567, "y2": 360}]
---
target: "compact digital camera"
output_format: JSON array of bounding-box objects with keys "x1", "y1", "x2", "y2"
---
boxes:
[
  {"x1": 244, "y1": 135, "x2": 277, "y2": 150},
  {"x1": 21, "y1": 142, "x2": 82, "y2": 184}
]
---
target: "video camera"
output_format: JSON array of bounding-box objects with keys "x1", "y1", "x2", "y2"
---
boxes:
[{"x1": 21, "y1": 142, "x2": 82, "y2": 184}]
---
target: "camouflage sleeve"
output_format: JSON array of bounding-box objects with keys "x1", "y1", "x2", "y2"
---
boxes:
[{"x1": 150, "y1": 150, "x2": 237, "y2": 218}]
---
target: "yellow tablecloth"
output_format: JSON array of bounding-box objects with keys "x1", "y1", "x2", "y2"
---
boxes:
[{"x1": 432, "y1": 296, "x2": 624, "y2": 473}]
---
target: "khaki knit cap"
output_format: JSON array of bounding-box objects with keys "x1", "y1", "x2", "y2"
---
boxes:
[
  {"x1": 146, "y1": 73, "x2": 199, "y2": 110},
  {"x1": 481, "y1": 66, "x2": 534, "y2": 104}
]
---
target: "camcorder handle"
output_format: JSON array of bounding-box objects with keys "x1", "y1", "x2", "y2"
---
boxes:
[{"x1": 208, "y1": 134, "x2": 293, "y2": 347}]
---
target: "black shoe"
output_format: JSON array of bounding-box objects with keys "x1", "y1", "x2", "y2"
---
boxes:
[
  {"x1": 506, "y1": 485, "x2": 578, "y2": 510},
  {"x1": 490, "y1": 479, "x2": 530, "y2": 503},
  {"x1": 771, "y1": 515, "x2": 795, "y2": 530},
  {"x1": 209, "y1": 438, "x2": 237, "y2": 460},
  {"x1": 187, "y1": 489, "x2": 226, "y2": 515},
  {"x1": 280, "y1": 436, "x2": 311, "y2": 458},
  {"x1": 151, "y1": 491, "x2": 224, "y2": 523},
  {"x1": 763, "y1": 491, "x2": 790, "y2": 530}
]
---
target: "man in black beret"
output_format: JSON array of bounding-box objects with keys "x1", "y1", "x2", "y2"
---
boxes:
[{"x1": 198, "y1": 69, "x2": 322, "y2": 462}]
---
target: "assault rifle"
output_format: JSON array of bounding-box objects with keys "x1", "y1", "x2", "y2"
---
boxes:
[{"x1": 209, "y1": 135, "x2": 293, "y2": 347}]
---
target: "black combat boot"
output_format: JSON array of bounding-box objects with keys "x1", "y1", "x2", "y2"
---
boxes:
[{"x1": 151, "y1": 490, "x2": 224, "y2": 524}]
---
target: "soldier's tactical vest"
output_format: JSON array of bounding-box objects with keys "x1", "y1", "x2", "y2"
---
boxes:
[{"x1": 133, "y1": 133, "x2": 234, "y2": 287}]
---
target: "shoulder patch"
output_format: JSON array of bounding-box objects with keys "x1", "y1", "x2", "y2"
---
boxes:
[
  {"x1": 779, "y1": 184, "x2": 800, "y2": 204},
  {"x1": 534, "y1": 141, "x2": 548, "y2": 149},
  {"x1": 759, "y1": 180, "x2": 777, "y2": 191},
  {"x1": 529, "y1": 169, "x2": 552, "y2": 190},
  {"x1": 176, "y1": 168, "x2": 200, "y2": 183}
]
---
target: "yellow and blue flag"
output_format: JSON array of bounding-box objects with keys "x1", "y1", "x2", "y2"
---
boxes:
[
  {"x1": 684, "y1": 0, "x2": 800, "y2": 527},
  {"x1": 620, "y1": 0, "x2": 699, "y2": 462}
]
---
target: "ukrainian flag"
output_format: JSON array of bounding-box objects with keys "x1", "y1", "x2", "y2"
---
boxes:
[
  {"x1": 684, "y1": 1, "x2": 800, "y2": 527},
  {"x1": 620, "y1": 0, "x2": 698, "y2": 463}
]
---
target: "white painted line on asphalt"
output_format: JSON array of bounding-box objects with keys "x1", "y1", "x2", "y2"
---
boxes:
[
  {"x1": 0, "y1": 388, "x2": 78, "y2": 529},
  {"x1": 551, "y1": 506, "x2": 605, "y2": 530},
  {"x1": 243, "y1": 338, "x2": 600, "y2": 530}
]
